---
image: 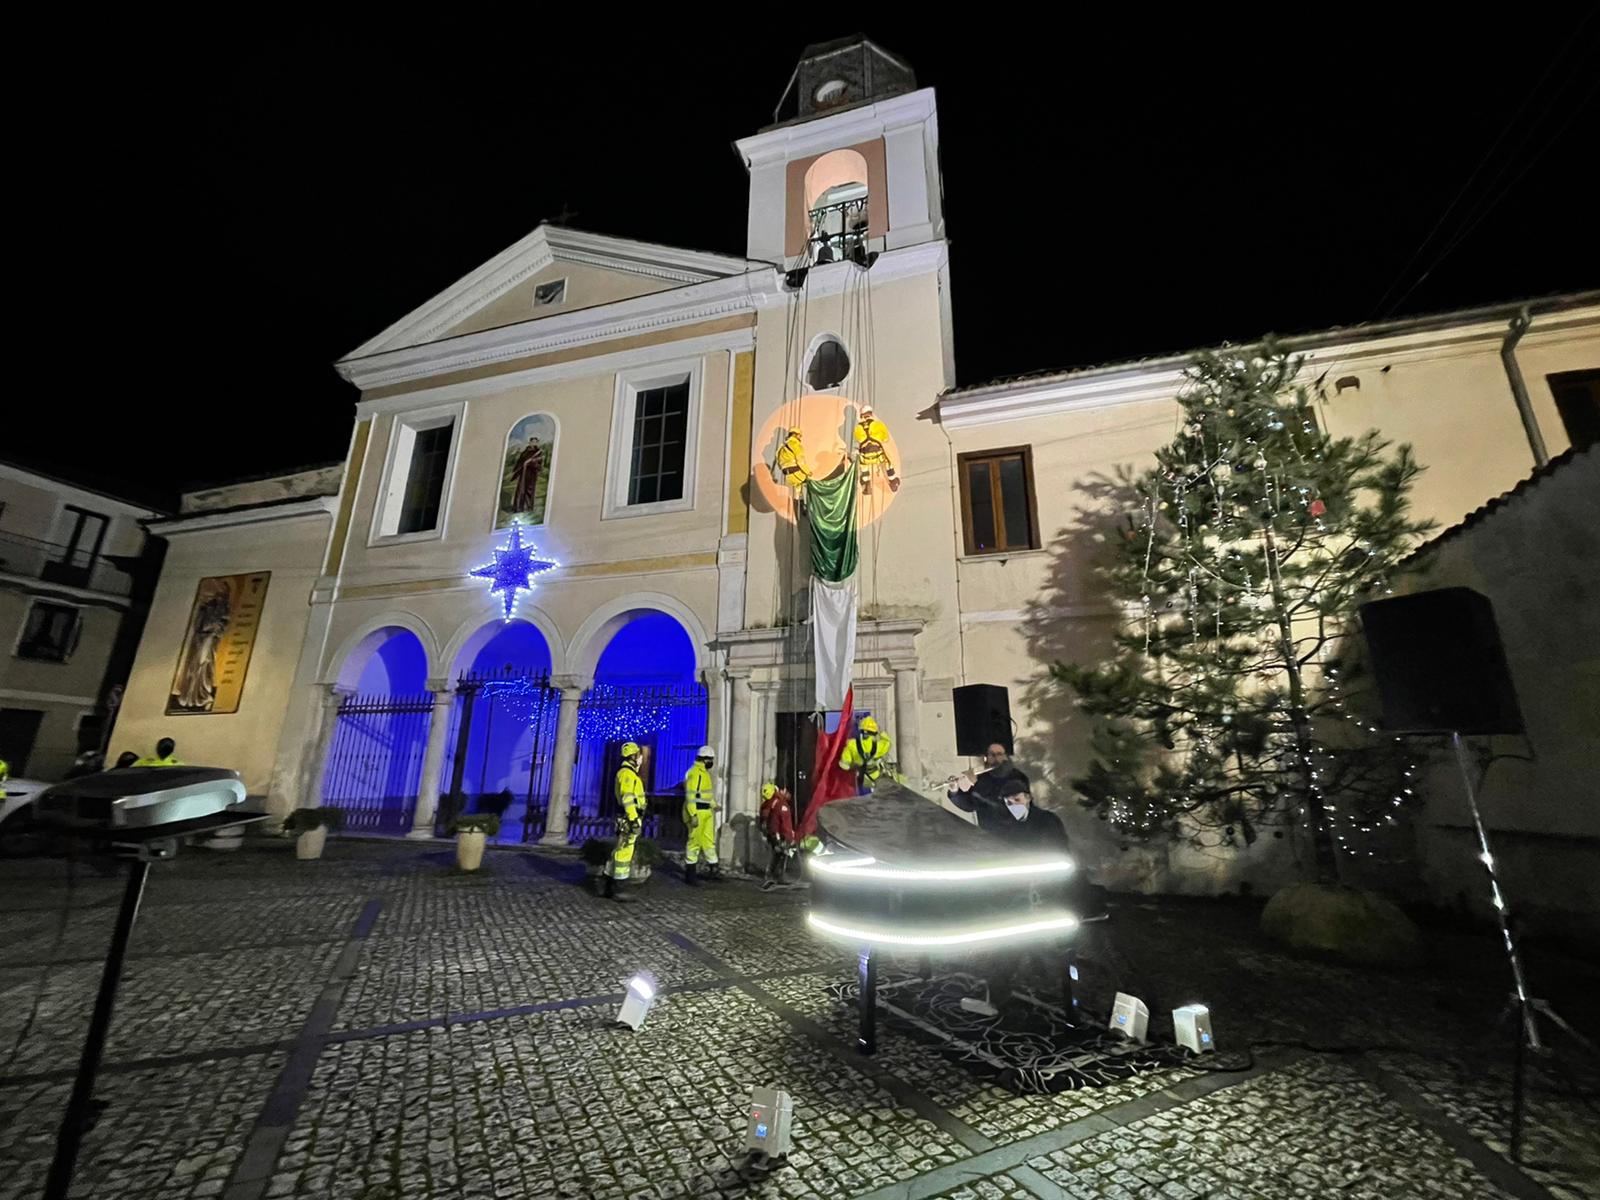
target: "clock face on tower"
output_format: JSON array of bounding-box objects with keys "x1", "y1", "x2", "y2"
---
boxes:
[{"x1": 813, "y1": 79, "x2": 849, "y2": 107}]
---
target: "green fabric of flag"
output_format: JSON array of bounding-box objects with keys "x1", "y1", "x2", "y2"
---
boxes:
[{"x1": 805, "y1": 466, "x2": 858, "y2": 583}]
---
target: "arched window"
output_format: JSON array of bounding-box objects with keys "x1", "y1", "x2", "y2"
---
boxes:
[
  {"x1": 805, "y1": 335, "x2": 851, "y2": 390},
  {"x1": 803, "y1": 149, "x2": 870, "y2": 264}
]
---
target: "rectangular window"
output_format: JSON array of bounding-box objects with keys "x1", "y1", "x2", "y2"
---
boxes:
[
  {"x1": 605, "y1": 360, "x2": 701, "y2": 519},
  {"x1": 17, "y1": 601, "x2": 81, "y2": 662},
  {"x1": 398, "y1": 424, "x2": 452, "y2": 534},
  {"x1": 1548, "y1": 369, "x2": 1600, "y2": 452},
  {"x1": 627, "y1": 380, "x2": 690, "y2": 506},
  {"x1": 373, "y1": 407, "x2": 461, "y2": 542},
  {"x1": 958, "y1": 446, "x2": 1040, "y2": 556}
]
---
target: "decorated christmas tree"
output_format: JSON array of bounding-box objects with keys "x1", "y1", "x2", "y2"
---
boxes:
[{"x1": 1055, "y1": 345, "x2": 1435, "y2": 883}]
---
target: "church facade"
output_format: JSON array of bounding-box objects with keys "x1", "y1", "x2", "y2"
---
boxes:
[{"x1": 108, "y1": 39, "x2": 1599, "y2": 896}]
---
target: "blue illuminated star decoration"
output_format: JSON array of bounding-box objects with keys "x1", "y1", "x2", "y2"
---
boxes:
[{"x1": 470, "y1": 524, "x2": 557, "y2": 621}]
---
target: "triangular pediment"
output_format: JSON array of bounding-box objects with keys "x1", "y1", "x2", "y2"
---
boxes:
[{"x1": 341, "y1": 224, "x2": 750, "y2": 362}]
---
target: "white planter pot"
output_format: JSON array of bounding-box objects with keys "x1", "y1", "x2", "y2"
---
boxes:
[
  {"x1": 296, "y1": 826, "x2": 327, "y2": 860},
  {"x1": 456, "y1": 830, "x2": 487, "y2": 871}
]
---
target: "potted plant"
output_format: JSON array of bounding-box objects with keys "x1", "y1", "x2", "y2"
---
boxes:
[
  {"x1": 632, "y1": 837, "x2": 661, "y2": 884},
  {"x1": 283, "y1": 807, "x2": 343, "y2": 860},
  {"x1": 580, "y1": 837, "x2": 616, "y2": 892},
  {"x1": 449, "y1": 813, "x2": 500, "y2": 871}
]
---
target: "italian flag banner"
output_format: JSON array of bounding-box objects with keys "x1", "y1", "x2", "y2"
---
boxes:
[{"x1": 805, "y1": 466, "x2": 859, "y2": 712}]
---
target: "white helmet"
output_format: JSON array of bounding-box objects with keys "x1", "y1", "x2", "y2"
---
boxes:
[{"x1": 697, "y1": 744, "x2": 715, "y2": 760}]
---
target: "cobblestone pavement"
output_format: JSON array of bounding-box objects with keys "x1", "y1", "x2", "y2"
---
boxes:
[{"x1": 1, "y1": 840, "x2": 1595, "y2": 1200}]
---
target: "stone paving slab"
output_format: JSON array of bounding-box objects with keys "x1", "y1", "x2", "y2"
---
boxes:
[
  {"x1": 285, "y1": 988, "x2": 967, "y2": 1200},
  {"x1": 2, "y1": 840, "x2": 1594, "y2": 1200},
  {"x1": 0, "y1": 1051, "x2": 286, "y2": 1200},
  {"x1": 1025, "y1": 1056, "x2": 1517, "y2": 1200},
  {"x1": 0, "y1": 943, "x2": 340, "y2": 1076}
]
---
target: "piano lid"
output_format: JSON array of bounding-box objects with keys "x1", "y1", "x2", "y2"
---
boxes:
[{"x1": 817, "y1": 779, "x2": 1062, "y2": 871}]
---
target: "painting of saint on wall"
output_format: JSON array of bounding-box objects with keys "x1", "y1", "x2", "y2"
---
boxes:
[
  {"x1": 166, "y1": 572, "x2": 270, "y2": 715},
  {"x1": 496, "y1": 414, "x2": 556, "y2": 528}
]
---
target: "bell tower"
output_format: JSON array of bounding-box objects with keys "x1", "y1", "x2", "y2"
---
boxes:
[{"x1": 736, "y1": 37, "x2": 946, "y2": 267}]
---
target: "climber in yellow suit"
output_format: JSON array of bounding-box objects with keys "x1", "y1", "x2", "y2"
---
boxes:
[
  {"x1": 838, "y1": 715, "x2": 893, "y2": 794},
  {"x1": 776, "y1": 427, "x2": 811, "y2": 489},
  {"x1": 606, "y1": 742, "x2": 646, "y2": 903},
  {"x1": 682, "y1": 744, "x2": 719, "y2": 885},
  {"x1": 854, "y1": 405, "x2": 899, "y2": 495}
]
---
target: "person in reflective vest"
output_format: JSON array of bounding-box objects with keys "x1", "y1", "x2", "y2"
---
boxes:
[
  {"x1": 838, "y1": 716, "x2": 892, "y2": 793},
  {"x1": 776, "y1": 427, "x2": 811, "y2": 489},
  {"x1": 133, "y1": 737, "x2": 182, "y2": 767},
  {"x1": 682, "y1": 745, "x2": 719, "y2": 885},
  {"x1": 606, "y1": 742, "x2": 646, "y2": 902},
  {"x1": 854, "y1": 405, "x2": 899, "y2": 494}
]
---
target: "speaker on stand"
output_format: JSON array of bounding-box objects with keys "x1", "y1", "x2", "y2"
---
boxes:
[
  {"x1": 1359, "y1": 587, "x2": 1594, "y2": 1161},
  {"x1": 952, "y1": 684, "x2": 1013, "y2": 757}
]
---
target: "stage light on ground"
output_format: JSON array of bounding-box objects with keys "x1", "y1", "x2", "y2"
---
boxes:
[
  {"x1": 1109, "y1": 992, "x2": 1149, "y2": 1041},
  {"x1": 745, "y1": 1086, "x2": 793, "y2": 1159},
  {"x1": 1173, "y1": 1004, "x2": 1214, "y2": 1053},
  {"x1": 617, "y1": 973, "x2": 657, "y2": 1030}
]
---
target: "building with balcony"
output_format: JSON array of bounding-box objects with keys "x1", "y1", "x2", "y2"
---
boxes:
[{"x1": 0, "y1": 461, "x2": 165, "y2": 778}]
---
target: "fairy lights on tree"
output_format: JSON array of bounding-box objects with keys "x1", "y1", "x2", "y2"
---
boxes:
[{"x1": 1055, "y1": 345, "x2": 1435, "y2": 882}]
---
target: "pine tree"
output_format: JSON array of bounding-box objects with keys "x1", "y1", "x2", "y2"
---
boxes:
[{"x1": 1055, "y1": 345, "x2": 1435, "y2": 883}]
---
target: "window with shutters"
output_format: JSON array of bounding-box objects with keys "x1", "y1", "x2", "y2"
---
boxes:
[{"x1": 957, "y1": 446, "x2": 1041, "y2": 556}]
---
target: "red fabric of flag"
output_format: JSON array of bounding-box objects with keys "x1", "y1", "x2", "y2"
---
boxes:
[{"x1": 799, "y1": 686, "x2": 857, "y2": 839}]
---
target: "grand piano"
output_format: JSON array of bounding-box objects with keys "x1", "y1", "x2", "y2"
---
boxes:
[{"x1": 807, "y1": 781, "x2": 1083, "y2": 1054}]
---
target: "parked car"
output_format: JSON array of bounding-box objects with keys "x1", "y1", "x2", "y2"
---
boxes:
[{"x1": 0, "y1": 777, "x2": 51, "y2": 855}]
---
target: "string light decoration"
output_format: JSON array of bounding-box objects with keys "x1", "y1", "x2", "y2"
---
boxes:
[
  {"x1": 470, "y1": 523, "x2": 558, "y2": 621},
  {"x1": 576, "y1": 683, "x2": 677, "y2": 743},
  {"x1": 1054, "y1": 344, "x2": 1434, "y2": 880}
]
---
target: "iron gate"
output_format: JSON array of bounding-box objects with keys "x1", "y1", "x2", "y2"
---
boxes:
[
  {"x1": 567, "y1": 681, "x2": 707, "y2": 849},
  {"x1": 320, "y1": 691, "x2": 434, "y2": 834},
  {"x1": 440, "y1": 667, "x2": 559, "y2": 842}
]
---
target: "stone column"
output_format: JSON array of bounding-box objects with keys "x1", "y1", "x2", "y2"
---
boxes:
[
  {"x1": 307, "y1": 684, "x2": 352, "y2": 809},
  {"x1": 408, "y1": 681, "x2": 455, "y2": 840},
  {"x1": 725, "y1": 669, "x2": 754, "y2": 819},
  {"x1": 540, "y1": 676, "x2": 587, "y2": 846},
  {"x1": 891, "y1": 661, "x2": 923, "y2": 786}
]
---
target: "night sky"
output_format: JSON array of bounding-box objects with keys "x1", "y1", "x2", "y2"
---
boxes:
[{"x1": 27, "y1": 19, "x2": 1598, "y2": 509}]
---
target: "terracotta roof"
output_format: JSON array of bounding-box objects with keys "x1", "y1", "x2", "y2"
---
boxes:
[{"x1": 1401, "y1": 444, "x2": 1594, "y2": 566}]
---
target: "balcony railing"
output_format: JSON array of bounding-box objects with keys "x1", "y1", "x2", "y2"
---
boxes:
[
  {"x1": 0, "y1": 529, "x2": 135, "y2": 597},
  {"x1": 808, "y1": 197, "x2": 870, "y2": 264}
]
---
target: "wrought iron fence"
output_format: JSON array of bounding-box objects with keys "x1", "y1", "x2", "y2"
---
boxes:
[
  {"x1": 440, "y1": 667, "x2": 559, "y2": 842},
  {"x1": 320, "y1": 691, "x2": 434, "y2": 834},
  {"x1": 567, "y1": 681, "x2": 707, "y2": 850}
]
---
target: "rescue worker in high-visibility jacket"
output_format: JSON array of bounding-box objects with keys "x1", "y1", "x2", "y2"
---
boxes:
[
  {"x1": 838, "y1": 716, "x2": 892, "y2": 793},
  {"x1": 606, "y1": 742, "x2": 646, "y2": 902},
  {"x1": 853, "y1": 405, "x2": 899, "y2": 494},
  {"x1": 775, "y1": 427, "x2": 810, "y2": 489},
  {"x1": 682, "y1": 745, "x2": 719, "y2": 885},
  {"x1": 133, "y1": 737, "x2": 182, "y2": 767}
]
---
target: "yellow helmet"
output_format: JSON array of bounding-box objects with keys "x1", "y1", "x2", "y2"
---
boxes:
[
  {"x1": 760, "y1": 781, "x2": 777, "y2": 800},
  {"x1": 620, "y1": 742, "x2": 642, "y2": 760},
  {"x1": 859, "y1": 716, "x2": 879, "y2": 734}
]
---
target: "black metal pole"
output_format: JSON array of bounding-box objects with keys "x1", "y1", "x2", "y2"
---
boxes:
[
  {"x1": 1061, "y1": 945, "x2": 1081, "y2": 1026},
  {"x1": 1511, "y1": 998, "x2": 1528, "y2": 1163},
  {"x1": 857, "y1": 946, "x2": 877, "y2": 1055},
  {"x1": 45, "y1": 857, "x2": 150, "y2": 1200}
]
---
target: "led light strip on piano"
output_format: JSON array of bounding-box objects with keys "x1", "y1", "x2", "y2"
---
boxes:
[
  {"x1": 807, "y1": 912, "x2": 1079, "y2": 947},
  {"x1": 810, "y1": 855, "x2": 1075, "y2": 882}
]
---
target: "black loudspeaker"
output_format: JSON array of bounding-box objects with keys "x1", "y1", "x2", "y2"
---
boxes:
[
  {"x1": 1358, "y1": 587, "x2": 1525, "y2": 735},
  {"x1": 953, "y1": 684, "x2": 1013, "y2": 756}
]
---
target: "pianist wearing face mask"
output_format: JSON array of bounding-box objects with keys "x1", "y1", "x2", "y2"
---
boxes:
[
  {"x1": 947, "y1": 744, "x2": 1033, "y2": 833},
  {"x1": 989, "y1": 785, "x2": 1070, "y2": 850}
]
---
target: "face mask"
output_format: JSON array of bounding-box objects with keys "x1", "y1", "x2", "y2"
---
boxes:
[{"x1": 1006, "y1": 801, "x2": 1029, "y2": 821}]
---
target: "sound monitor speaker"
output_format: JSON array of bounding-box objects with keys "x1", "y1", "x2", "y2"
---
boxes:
[
  {"x1": 953, "y1": 684, "x2": 1013, "y2": 757},
  {"x1": 1358, "y1": 587, "x2": 1524, "y2": 736}
]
